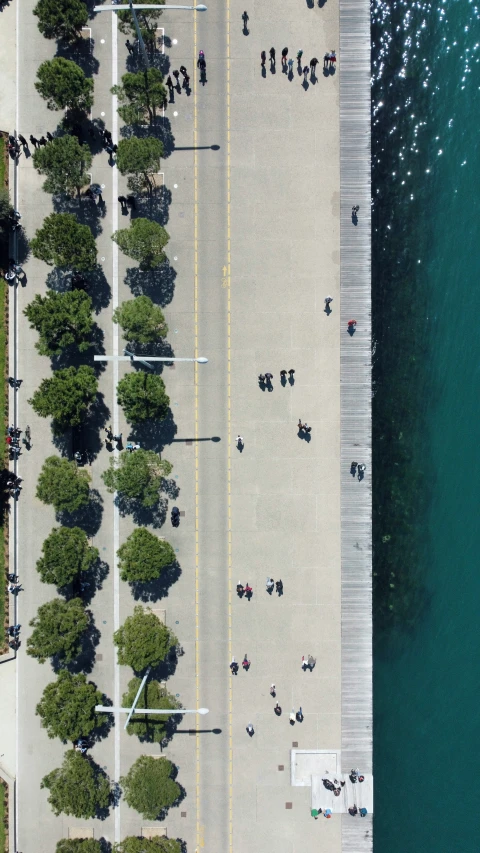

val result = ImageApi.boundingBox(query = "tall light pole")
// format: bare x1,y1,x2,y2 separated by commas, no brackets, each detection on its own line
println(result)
94,2,207,68
94,352,208,370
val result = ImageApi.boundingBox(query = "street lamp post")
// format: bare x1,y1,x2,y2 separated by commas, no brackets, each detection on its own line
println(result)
93,1,207,68
94,352,208,370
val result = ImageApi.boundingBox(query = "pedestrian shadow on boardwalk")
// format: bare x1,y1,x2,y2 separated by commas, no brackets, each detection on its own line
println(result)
130,560,182,603
55,38,100,79
125,261,177,307
52,612,100,676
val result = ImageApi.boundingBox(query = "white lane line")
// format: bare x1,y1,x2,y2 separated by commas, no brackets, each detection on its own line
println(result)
111,11,121,845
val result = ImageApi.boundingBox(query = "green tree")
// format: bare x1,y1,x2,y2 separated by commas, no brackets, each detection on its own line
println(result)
116,0,164,51
29,366,98,432
36,526,99,588
102,449,172,508
57,840,102,853
122,677,180,743
113,296,168,344
112,218,169,269
118,528,175,583
35,57,94,113
117,372,170,423
0,188,13,238
36,671,102,742
33,0,88,41
30,213,97,271
24,291,93,356
120,755,180,820
113,606,177,672
111,68,166,125
115,137,164,194
37,456,90,513
33,135,92,197
41,751,110,818
27,598,89,664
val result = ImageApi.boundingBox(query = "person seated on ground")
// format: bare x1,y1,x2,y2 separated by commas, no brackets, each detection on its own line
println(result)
360,807,368,817
348,805,358,816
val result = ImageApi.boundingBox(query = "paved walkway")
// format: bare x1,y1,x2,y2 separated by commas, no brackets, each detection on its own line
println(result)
0,0,372,852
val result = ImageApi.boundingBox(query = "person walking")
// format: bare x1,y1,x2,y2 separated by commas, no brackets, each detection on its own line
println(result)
118,195,128,211
236,434,244,448
323,52,330,68
258,373,266,383
275,579,283,594
166,75,174,93
269,47,275,63
289,710,296,725
281,47,288,66
261,50,266,67
310,57,319,73
304,423,312,434
347,319,357,330
29,134,39,148
265,372,273,384
280,369,287,380
246,723,254,736
303,65,309,81
125,39,134,54
270,684,276,696
298,419,304,431
230,657,238,674
46,131,54,142
329,50,336,68
242,655,250,670
126,194,136,209
18,134,27,147
324,295,333,307
274,702,282,716
39,135,47,146
307,654,316,670
236,581,244,597
242,9,249,28
266,577,274,593
244,582,253,599
296,707,303,722
296,49,303,65
287,57,294,74
288,368,295,379
173,69,180,87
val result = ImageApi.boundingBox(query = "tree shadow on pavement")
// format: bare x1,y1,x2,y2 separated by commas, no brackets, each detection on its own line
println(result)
15,228,31,265
52,193,105,238
57,488,104,536
45,265,111,313
132,185,172,227
115,493,168,529
125,261,176,306
120,116,175,159
131,560,182,603
127,410,178,454
69,557,110,606
55,39,100,78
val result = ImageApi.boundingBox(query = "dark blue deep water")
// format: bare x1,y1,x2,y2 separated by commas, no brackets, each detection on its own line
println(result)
372,1,480,850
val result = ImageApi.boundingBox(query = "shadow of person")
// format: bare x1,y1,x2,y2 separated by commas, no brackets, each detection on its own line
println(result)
270,63,276,75
262,66,266,79
280,376,287,387
311,72,317,85
352,211,358,226
329,64,336,75
324,303,332,316
302,79,309,91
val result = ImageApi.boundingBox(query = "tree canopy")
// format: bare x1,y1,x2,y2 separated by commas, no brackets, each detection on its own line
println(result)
33,0,88,41
113,296,168,344
113,606,177,672
36,526,99,588
57,840,102,853
24,290,93,356
116,372,169,423
118,528,175,583
116,0,164,50
36,670,103,742
29,366,98,432
0,189,13,238
41,751,111,818
37,455,90,513
33,135,92,197
120,755,180,819
27,597,89,664
111,68,166,124
102,449,172,508
35,57,94,113
30,213,97,271
115,137,164,193
115,839,181,853
122,677,180,742
112,218,169,269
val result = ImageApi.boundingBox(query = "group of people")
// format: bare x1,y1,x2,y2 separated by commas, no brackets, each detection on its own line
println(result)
258,369,295,387
260,48,336,82
166,65,191,95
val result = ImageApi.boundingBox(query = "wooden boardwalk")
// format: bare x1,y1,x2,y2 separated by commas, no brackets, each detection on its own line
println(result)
339,0,373,849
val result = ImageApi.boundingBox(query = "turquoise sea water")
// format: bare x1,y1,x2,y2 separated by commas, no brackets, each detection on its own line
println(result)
372,1,480,850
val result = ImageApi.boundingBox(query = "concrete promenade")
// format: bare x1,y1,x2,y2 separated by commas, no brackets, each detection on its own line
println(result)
0,0,372,851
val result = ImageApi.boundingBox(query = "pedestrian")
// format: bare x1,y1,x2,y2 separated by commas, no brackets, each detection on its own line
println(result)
324,296,333,306
39,135,47,146
258,373,266,383
288,368,295,379
230,657,238,674
126,194,136,209
274,703,282,716
289,710,296,725
270,684,276,696
352,204,360,215
323,52,330,68
261,50,266,67
302,655,308,671
310,57,318,73
173,69,180,86
236,434,244,447
348,805,358,816
266,577,274,593
281,47,288,65
18,134,27,147
180,65,188,78
329,50,336,68
103,129,112,143
280,369,287,380
303,65,309,80
298,419,304,431
105,143,114,156
46,131,54,142
118,195,128,210
275,579,283,594
242,655,250,670
246,723,254,736
236,581,244,597
358,463,366,480
296,49,303,64
245,582,253,599
29,134,39,148
183,73,190,87
296,707,303,722
347,319,357,329
304,424,312,434
287,57,294,74
307,654,316,669
8,135,16,145
166,75,174,90
242,9,248,28
269,47,275,63
324,809,332,819
265,372,273,384
125,39,134,54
